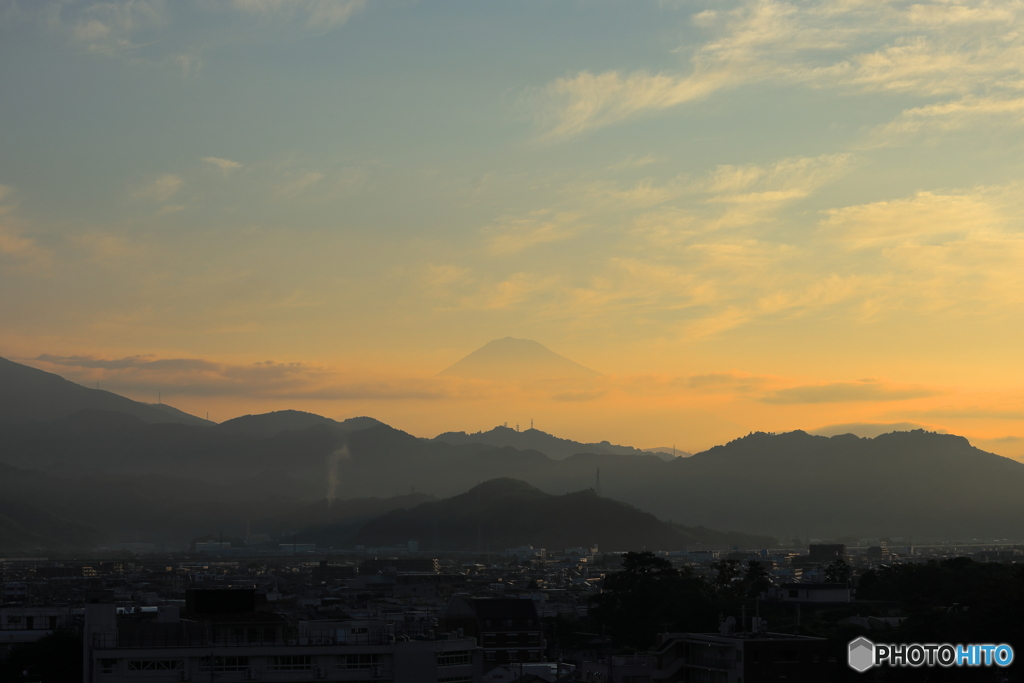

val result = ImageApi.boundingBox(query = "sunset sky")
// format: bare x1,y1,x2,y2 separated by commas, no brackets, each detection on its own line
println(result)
3,0,1024,457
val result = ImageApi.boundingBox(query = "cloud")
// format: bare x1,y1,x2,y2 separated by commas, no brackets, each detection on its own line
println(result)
907,408,1024,420
821,190,1003,247
31,0,170,57
133,174,182,202
607,154,662,171
28,353,473,401
535,0,1024,137
0,185,48,265
203,156,243,173
231,0,365,32
458,272,561,311
763,378,940,404
484,212,584,255
539,68,744,138
277,171,324,197
869,96,1024,145
981,435,1024,444
684,371,774,392
0,226,41,261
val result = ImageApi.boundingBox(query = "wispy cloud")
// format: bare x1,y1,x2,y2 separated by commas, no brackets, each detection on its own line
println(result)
133,174,182,202
763,378,941,404
0,185,48,266
62,0,168,55
868,96,1024,146
484,211,585,255
203,156,243,173
30,353,471,401
231,0,365,32
536,0,1024,137
277,171,324,198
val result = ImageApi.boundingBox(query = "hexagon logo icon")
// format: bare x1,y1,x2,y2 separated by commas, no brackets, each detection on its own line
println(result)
848,637,875,672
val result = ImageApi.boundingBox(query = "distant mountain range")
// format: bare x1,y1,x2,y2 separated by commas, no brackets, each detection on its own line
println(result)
433,425,655,461
643,446,693,458
3,354,1024,549
438,337,600,381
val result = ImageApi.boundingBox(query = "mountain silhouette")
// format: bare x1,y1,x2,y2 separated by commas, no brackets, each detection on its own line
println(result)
0,356,210,426
438,337,600,381
353,478,772,552
217,411,383,438
217,410,337,437
434,425,650,460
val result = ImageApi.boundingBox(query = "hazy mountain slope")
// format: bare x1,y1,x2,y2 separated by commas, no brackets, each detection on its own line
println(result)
0,412,348,487
433,425,651,460
353,478,773,551
0,356,210,426
271,493,438,547
0,498,104,551
438,337,600,381
0,459,314,547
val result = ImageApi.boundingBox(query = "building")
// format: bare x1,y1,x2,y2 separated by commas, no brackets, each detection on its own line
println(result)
1,605,72,659
804,544,846,565
82,589,482,683
579,654,650,683
770,583,851,603
439,598,544,670
651,627,827,683
362,558,440,574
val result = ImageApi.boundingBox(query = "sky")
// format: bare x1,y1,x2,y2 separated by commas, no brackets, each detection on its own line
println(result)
3,0,1024,457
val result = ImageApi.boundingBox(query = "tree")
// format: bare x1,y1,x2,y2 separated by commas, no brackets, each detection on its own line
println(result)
711,559,742,591
824,558,852,584
590,551,716,648
0,629,82,683
744,560,773,597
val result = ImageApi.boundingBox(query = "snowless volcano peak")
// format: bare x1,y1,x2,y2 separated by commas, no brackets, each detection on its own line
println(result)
438,337,601,381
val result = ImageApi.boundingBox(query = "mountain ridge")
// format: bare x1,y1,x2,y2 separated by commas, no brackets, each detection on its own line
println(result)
0,356,211,427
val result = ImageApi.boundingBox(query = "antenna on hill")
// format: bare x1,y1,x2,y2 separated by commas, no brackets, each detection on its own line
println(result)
516,423,520,432
530,418,533,430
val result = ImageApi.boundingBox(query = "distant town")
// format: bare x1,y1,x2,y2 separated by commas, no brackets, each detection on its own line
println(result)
4,536,1024,681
